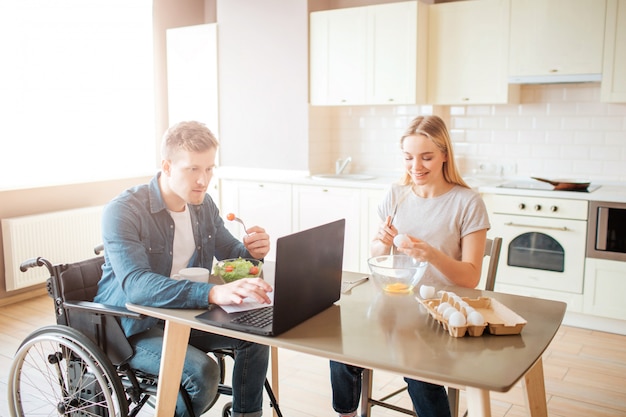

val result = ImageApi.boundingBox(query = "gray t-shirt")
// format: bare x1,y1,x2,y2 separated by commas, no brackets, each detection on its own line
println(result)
378,183,490,287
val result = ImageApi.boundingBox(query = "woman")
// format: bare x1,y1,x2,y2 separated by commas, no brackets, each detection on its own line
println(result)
330,115,490,417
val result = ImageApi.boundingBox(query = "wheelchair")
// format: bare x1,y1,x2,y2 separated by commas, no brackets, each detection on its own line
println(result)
7,250,282,417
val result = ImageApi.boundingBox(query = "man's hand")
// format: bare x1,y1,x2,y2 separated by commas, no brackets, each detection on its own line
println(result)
209,277,273,305
243,226,270,259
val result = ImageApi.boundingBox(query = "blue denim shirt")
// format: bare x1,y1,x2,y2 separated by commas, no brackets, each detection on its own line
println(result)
94,173,251,337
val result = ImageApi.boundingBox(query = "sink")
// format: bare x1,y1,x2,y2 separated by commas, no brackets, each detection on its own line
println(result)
311,174,376,181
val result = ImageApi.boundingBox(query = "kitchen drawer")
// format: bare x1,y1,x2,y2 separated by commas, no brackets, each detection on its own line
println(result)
495,283,584,313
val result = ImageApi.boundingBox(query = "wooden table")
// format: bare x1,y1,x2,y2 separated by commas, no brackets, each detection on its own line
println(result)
127,268,566,417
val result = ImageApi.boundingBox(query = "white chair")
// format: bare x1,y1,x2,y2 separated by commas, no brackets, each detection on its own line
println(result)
360,237,503,417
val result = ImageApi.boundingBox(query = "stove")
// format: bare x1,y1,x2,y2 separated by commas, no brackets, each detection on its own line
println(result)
498,181,601,193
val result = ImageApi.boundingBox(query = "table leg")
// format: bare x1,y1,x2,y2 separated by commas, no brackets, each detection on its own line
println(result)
154,320,191,417
360,368,374,417
465,387,491,417
523,357,548,417
271,346,279,417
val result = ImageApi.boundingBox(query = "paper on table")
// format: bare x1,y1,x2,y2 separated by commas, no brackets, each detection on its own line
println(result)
220,291,275,313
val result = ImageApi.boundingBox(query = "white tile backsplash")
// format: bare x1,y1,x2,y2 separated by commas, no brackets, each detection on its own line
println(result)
308,84,626,181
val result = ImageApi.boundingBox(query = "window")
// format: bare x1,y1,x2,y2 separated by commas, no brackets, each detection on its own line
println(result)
0,0,155,190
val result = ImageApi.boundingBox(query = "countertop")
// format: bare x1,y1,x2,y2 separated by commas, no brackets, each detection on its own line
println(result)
216,167,626,203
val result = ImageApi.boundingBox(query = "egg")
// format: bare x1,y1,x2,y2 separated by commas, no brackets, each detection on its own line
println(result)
463,306,475,316
448,311,467,327
467,311,485,326
419,285,436,299
437,302,452,314
443,306,458,320
393,233,411,248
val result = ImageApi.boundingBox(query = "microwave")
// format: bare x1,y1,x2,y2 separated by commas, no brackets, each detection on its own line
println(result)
587,201,626,262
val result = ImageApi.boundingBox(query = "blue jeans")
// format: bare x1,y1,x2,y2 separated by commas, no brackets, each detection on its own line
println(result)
128,326,269,417
329,361,451,417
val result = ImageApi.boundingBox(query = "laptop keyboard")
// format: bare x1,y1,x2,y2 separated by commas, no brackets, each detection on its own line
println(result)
231,306,274,328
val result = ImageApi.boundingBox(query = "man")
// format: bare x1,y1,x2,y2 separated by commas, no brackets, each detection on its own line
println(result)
95,121,273,417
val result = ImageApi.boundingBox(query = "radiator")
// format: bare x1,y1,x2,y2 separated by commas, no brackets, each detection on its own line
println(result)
2,206,103,291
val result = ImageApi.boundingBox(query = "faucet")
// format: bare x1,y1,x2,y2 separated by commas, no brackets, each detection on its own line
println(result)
335,156,352,175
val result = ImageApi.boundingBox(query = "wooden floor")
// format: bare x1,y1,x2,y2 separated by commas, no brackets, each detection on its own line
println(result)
1,295,625,417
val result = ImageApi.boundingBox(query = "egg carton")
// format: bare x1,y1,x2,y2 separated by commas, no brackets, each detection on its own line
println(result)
419,293,527,338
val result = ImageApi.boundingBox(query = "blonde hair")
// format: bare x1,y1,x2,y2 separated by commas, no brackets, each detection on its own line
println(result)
161,121,219,160
399,115,468,188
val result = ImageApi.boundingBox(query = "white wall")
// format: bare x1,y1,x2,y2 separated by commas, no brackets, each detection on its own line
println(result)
309,84,626,182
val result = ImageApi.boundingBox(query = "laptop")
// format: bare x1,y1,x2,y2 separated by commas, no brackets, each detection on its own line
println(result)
195,218,346,336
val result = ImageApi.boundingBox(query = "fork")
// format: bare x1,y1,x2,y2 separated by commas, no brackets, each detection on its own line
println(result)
227,213,249,236
341,276,369,294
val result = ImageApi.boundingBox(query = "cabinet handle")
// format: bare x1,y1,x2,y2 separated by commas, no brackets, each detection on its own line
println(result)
387,98,395,102
461,97,469,101
549,69,558,73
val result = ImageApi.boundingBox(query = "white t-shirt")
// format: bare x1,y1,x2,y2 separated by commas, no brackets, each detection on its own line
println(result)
168,205,196,277
378,183,490,287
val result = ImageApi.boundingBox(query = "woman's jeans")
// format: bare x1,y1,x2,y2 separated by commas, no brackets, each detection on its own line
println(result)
128,326,269,417
329,361,451,417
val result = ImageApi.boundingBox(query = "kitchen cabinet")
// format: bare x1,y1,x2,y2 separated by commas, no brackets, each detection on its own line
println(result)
219,180,293,262
601,0,626,102
584,258,626,320
495,283,584,312
310,1,428,105
509,0,606,82
293,185,363,272
166,24,218,130
217,0,309,171
427,0,519,105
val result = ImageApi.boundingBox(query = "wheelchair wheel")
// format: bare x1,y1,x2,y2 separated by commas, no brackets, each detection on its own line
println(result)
222,401,232,417
8,325,128,417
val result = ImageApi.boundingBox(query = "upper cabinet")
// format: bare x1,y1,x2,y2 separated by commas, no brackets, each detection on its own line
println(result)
601,0,626,102
427,0,518,105
166,24,218,130
310,1,428,106
509,0,606,83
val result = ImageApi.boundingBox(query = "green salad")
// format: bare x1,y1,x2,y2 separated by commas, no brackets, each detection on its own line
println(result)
213,257,263,283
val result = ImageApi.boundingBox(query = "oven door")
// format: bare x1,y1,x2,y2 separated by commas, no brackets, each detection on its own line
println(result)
491,213,587,293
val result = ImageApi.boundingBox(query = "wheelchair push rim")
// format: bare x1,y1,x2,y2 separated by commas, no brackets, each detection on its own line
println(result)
8,325,128,417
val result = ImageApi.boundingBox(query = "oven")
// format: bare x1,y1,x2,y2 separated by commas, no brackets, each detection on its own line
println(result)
587,200,626,262
488,194,588,294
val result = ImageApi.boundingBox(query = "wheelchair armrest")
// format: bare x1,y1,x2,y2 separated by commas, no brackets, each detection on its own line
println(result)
63,300,145,320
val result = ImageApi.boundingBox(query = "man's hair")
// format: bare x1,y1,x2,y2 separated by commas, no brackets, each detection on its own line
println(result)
161,121,219,160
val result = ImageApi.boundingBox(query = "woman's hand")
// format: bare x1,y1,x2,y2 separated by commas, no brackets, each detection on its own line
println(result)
371,216,398,256
209,277,273,305
243,225,270,259
395,235,431,263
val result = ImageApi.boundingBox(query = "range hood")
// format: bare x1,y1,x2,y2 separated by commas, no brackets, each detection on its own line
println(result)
508,73,602,84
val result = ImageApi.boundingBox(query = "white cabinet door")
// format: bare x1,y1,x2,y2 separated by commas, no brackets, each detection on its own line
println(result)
367,1,425,104
166,24,218,131
509,0,606,79
601,0,626,102
220,180,292,262
293,185,362,272
427,0,518,105
584,258,626,320
310,7,367,105
310,1,426,105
